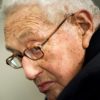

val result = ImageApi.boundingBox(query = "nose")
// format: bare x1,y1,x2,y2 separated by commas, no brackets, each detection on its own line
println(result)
22,56,43,80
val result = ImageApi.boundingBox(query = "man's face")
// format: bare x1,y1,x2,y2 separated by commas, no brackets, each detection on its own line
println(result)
5,5,85,99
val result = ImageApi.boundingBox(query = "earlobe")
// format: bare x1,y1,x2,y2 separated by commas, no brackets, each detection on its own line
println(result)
74,10,94,49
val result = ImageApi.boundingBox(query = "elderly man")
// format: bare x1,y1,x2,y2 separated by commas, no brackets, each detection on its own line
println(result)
1,0,100,100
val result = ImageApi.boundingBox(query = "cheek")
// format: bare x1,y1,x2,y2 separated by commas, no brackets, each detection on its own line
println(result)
44,49,75,86
42,29,84,86
48,49,84,86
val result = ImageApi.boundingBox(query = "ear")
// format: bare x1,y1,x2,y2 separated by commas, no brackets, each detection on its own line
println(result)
74,10,94,49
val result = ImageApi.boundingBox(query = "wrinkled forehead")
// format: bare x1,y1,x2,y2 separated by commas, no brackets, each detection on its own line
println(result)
4,5,57,51
5,4,50,34
5,4,45,20
5,5,53,41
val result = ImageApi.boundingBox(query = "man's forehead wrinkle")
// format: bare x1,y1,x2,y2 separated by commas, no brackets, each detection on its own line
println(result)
5,4,59,51
5,5,53,40
5,20,40,44
18,28,40,41
6,4,47,24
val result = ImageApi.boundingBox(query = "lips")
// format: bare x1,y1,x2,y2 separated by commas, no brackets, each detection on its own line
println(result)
38,81,54,93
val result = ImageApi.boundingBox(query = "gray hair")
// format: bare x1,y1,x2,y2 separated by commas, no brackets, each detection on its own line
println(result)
1,0,100,30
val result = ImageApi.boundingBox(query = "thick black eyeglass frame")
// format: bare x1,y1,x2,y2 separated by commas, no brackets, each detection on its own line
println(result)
6,13,74,69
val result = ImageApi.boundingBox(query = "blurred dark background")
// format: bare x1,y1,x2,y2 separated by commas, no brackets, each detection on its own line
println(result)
93,0,100,7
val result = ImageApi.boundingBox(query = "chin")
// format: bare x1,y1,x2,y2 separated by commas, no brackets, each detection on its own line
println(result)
46,86,64,100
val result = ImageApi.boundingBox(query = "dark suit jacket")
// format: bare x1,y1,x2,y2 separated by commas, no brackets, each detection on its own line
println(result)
45,28,100,100
57,28,100,100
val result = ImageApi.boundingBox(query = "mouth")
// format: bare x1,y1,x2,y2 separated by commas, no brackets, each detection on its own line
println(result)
38,81,55,93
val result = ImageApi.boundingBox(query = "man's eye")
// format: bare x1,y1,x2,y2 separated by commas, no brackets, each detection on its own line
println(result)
17,54,23,58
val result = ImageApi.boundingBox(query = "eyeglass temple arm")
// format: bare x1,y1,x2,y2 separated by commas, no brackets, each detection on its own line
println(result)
41,13,74,46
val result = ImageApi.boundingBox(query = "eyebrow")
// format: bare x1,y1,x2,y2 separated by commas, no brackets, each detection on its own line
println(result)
18,31,42,45
18,31,33,39
6,46,21,54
